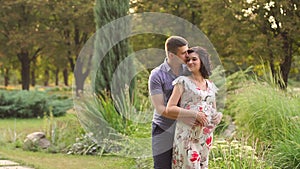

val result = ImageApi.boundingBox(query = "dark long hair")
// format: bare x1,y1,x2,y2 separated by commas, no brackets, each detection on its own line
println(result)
188,46,212,79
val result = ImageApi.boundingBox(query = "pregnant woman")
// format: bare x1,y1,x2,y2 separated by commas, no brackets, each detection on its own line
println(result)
166,46,222,169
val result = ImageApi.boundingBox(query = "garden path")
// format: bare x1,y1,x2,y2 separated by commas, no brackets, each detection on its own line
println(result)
0,159,33,169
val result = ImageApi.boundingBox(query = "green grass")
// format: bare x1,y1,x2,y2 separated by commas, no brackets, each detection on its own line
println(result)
0,145,135,169
0,113,137,169
0,113,81,143
231,82,299,143
210,138,272,169
226,77,300,168
0,118,44,143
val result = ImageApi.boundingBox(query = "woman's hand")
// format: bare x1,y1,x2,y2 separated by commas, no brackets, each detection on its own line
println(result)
212,112,223,125
195,111,208,127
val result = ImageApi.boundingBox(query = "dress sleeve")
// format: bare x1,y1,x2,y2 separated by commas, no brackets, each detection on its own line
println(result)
207,80,219,94
172,76,186,86
172,76,187,93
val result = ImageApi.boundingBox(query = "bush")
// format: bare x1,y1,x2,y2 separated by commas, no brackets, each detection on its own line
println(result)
210,138,272,169
226,66,300,169
66,132,103,155
0,90,72,118
268,119,300,169
43,114,85,154
231,82,299,143
74,87,152,157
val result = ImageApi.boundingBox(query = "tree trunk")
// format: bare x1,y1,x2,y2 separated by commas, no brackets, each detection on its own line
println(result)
17,49,30,90
4,68,9,87
279,32,292,89
55,68,59,86
31,59,36,86
74,54,91,96
63,68,69,86
44,69,49,86
31,68,36,87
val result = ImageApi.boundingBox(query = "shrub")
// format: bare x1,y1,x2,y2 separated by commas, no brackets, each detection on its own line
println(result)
210,138,272,169
41,113,84,153
0,90,72,118
74,87,152,157
226,65,300,168
231,82,299,143
268,119,300,169
66,132,103,155
0,90,48,118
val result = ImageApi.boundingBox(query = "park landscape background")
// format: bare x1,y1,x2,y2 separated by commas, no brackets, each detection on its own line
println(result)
0,0,299,169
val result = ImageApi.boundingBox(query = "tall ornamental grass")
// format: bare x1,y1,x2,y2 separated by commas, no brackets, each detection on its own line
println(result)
74,87,152,157
226,66,300,169
232,82,299,143
268,117,300,169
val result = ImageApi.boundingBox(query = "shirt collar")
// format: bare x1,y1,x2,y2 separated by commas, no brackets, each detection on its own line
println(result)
161,58,188,76
161,58,171,72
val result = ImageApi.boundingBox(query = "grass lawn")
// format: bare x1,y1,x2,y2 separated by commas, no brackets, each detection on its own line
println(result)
0,146,135,169
0,114,136,169
0,113,79,142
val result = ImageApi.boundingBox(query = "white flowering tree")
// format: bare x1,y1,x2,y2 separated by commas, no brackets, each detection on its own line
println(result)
226,0,299,88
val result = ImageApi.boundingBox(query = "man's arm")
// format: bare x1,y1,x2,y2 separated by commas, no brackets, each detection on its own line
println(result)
150,93,200,126
150,94,176,120
166,84,208,126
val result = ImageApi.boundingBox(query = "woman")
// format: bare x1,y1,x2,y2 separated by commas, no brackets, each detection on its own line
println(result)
166,46,222,169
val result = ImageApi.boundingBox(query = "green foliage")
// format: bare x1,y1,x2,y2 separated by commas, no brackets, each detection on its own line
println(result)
225,66,253,93
0,90,72,118
42,113,84,154
225,66,300,168
231,81,299,143
48,98,73,117
78,90,151,137
66,132,103,156
210,138,272,169
75,86,152,157
0,90,48,118
268,117,300,169
94,0,135,95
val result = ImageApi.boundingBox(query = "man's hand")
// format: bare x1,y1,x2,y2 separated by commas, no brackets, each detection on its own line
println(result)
195,111,208,127
179,117,200,126
212,112,223,125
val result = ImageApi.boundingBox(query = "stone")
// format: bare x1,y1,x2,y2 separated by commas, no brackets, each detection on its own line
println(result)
23,132,50,150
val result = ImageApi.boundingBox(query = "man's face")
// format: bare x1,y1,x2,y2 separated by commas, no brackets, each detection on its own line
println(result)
174,45,189,64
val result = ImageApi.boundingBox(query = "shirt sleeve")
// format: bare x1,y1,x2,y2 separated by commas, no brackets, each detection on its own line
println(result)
148,70,163,96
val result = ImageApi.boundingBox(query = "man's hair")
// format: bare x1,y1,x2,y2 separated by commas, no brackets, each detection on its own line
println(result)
165,36,188,56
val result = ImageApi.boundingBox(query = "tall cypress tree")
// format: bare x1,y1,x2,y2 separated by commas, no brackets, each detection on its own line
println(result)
93,0,134,97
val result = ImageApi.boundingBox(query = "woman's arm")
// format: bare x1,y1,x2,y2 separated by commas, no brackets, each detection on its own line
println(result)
166,84,208,126
211,101,222,125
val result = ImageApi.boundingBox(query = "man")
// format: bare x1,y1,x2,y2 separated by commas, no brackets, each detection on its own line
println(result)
149,36,202,169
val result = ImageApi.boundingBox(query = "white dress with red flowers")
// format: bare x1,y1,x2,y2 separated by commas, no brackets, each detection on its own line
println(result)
172,76,219,169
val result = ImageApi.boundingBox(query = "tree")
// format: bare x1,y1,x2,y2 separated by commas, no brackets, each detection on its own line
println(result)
46,0,95,91
223,0,300,88
0,0,95,89
0,1,46,90
94,0,134,96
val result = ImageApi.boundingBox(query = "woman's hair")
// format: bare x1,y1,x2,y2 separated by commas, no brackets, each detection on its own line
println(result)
165,36,188,56
187,46,212,78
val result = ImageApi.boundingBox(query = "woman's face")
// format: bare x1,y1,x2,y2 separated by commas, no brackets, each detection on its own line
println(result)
186,52,201,73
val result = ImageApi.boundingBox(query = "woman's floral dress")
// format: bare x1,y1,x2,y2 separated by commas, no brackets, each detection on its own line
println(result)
172,76,219,169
